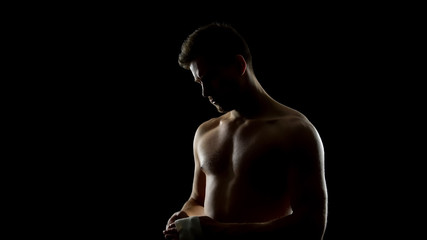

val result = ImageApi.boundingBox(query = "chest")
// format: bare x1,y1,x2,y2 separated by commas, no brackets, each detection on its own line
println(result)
196,121,291,176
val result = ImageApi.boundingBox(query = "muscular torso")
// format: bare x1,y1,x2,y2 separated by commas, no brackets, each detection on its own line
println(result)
195,111,304,223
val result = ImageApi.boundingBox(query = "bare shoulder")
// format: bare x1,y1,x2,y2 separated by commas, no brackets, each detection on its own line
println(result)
274,106,314,130
194,113,227,138
275,107,323,149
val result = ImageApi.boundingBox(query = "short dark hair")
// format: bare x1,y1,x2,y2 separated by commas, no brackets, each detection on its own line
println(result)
178,22,252,70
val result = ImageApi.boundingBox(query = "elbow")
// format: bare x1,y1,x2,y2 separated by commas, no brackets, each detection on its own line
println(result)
292,209,327,239
312,217,327,240
301,213,328,240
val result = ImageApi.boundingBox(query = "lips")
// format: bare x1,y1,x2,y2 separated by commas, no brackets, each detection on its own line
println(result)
208,96,216,104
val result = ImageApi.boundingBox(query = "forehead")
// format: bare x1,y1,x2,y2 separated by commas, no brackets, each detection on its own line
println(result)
189,58,206,78
189,58,220,79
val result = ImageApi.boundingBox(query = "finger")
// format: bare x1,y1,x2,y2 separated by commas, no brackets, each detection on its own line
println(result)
163,227,177,234
163,230,179,240
163,233,178,239
166,217,178,228
164,236,178,240
165,222,176,230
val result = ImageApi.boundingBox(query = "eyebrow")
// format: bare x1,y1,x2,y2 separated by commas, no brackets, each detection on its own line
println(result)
194,74,205,82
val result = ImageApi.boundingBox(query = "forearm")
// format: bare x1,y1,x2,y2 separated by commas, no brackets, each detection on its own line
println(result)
210,217,298,240
203,212,325,240
181,197,205,216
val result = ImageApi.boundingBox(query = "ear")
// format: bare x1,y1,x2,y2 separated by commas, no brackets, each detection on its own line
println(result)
235,54,247,76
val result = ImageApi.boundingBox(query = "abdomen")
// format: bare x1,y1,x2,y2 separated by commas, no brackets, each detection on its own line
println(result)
204,174,292,223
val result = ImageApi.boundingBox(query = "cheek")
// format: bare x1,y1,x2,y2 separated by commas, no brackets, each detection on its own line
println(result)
218,80,240,98
214,71,240,94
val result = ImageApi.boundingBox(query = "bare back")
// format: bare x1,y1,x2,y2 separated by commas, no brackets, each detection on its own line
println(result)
193,106,316,223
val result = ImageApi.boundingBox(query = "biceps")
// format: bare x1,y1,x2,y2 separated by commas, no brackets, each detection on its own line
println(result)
289,164,327,213
190,166,206,204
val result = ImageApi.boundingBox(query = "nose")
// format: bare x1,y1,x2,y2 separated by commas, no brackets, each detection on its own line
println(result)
201,83,211,98
201,84,206,97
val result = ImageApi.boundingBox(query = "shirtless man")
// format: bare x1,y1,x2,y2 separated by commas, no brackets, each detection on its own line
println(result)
163,22,328,240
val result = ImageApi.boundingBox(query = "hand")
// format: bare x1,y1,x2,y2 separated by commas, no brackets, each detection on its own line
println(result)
163,222,178,240
163,211,189,240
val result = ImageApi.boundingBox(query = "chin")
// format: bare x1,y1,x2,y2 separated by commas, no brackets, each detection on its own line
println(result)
211,102,225,113
215,105,225,113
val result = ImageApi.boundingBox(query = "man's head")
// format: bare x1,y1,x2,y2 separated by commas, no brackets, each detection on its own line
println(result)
178,22,252,71
179,23,253,113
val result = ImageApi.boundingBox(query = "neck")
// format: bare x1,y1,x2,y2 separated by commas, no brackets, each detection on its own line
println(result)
232,73,278,119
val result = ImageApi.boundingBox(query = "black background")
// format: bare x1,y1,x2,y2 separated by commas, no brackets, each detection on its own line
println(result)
13,3,423,240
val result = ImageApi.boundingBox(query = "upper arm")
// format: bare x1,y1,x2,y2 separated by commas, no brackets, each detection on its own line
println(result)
179,126,207,216
189,125,207,206
288,120,328,231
